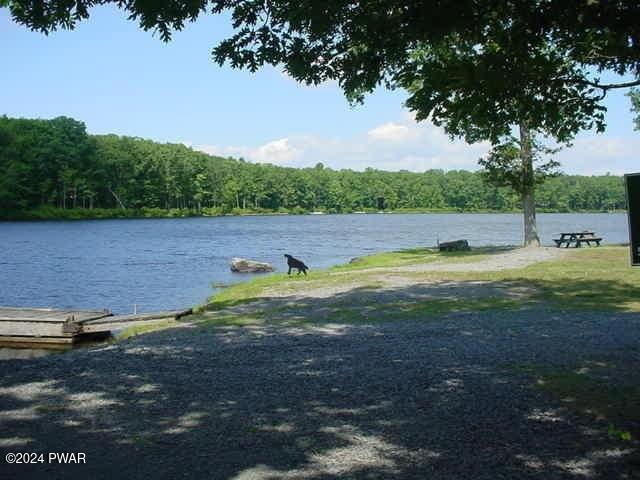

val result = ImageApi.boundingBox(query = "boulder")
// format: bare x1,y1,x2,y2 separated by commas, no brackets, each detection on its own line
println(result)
230,257,275,273
438,239,470,252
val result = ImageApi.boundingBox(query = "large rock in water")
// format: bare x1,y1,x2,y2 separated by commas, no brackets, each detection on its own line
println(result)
439,239,470,252
230,257,275,273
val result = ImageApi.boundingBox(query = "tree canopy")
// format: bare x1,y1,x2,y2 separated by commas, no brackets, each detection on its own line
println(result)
0,115,627,219
4,1,639,117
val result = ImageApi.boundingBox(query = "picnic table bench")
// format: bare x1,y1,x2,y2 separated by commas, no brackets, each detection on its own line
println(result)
553,231,602,248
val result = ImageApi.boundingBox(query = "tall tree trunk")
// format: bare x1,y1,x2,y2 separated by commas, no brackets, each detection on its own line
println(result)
519,121,541,247
522,190,539,246
108,185,126,210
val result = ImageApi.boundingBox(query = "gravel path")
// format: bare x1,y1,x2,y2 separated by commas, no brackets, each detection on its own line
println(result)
264,247,568,300
401,246,571,272
1,309,639,479
340,246,571,275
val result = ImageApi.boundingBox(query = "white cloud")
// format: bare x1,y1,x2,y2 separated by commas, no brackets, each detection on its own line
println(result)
194,138,301,166
252,138,301,164
556,135,640,175
367,122,413,142
193,112,640,174
194,113,490,171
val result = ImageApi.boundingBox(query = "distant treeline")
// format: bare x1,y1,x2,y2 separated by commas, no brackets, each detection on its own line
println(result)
0,115,627,219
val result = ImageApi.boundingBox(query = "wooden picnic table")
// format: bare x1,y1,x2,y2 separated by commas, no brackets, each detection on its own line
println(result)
553,231,602,248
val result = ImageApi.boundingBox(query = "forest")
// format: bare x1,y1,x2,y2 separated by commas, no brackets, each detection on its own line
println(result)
0,115,627,220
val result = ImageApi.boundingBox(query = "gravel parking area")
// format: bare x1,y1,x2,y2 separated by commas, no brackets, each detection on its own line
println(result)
1,308,639,479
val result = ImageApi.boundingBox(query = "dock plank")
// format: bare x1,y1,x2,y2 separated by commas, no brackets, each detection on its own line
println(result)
81,309,192,333
0,335,75,345
0,307,112,338
0,306,190,340
0,307,111,323
0,320,75,337
82,309,192,325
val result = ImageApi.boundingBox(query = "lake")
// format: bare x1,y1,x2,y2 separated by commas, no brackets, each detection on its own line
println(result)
0,213,629,314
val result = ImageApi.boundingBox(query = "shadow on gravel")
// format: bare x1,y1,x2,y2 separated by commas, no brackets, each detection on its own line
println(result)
208,274,640,326
1,310,639,479
205,281,537,326
526,277,640,312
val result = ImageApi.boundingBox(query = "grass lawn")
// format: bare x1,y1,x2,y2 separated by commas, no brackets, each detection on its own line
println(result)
470,246,640,312
205,247,491,311
329,247,489,271
201,246,640,324
115,319,180,340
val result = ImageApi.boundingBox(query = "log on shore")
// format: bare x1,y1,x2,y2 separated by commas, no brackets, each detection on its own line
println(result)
439,239,470,252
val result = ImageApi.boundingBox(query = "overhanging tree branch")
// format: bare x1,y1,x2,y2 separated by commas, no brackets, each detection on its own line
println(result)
573,78,640,91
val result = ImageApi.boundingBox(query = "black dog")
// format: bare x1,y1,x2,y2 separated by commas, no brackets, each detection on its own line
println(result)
284,254,308,275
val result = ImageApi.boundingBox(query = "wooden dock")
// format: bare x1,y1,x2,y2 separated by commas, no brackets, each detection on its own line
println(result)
80,309,193,333
0,307,192,347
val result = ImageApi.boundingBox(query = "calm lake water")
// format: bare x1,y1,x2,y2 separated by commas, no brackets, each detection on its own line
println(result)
0,213,629,314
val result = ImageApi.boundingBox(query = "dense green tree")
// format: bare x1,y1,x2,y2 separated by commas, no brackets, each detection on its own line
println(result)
0,115,628,219
479,139,561,243
0,115,96,210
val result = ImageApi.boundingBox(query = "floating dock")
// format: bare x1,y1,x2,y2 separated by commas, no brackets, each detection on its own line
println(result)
0,307,192,347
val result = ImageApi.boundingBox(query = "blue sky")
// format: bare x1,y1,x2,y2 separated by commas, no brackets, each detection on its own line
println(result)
1,5,638,175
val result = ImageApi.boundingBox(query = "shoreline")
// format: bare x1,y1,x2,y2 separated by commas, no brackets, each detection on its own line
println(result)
200,244,638,327
0,207,628,222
